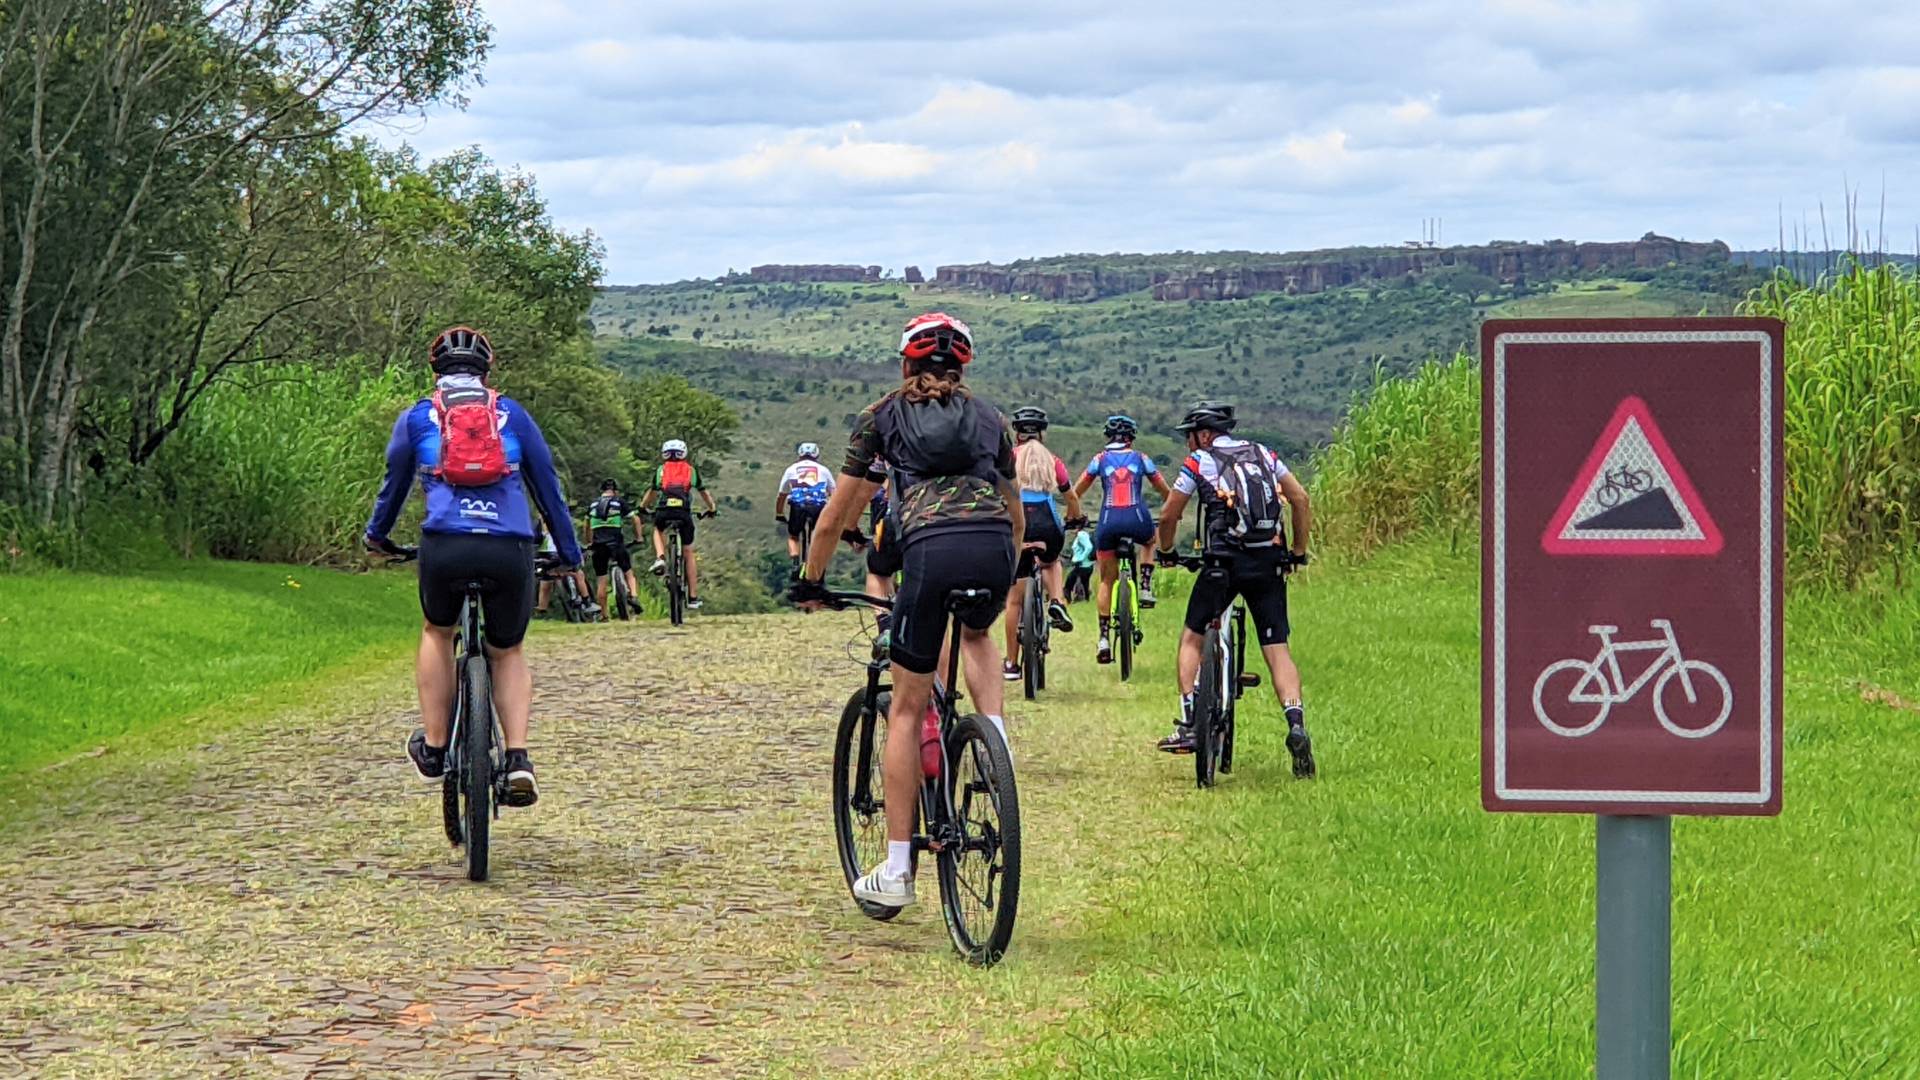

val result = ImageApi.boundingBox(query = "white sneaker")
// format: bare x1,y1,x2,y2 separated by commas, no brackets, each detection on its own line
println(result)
649,558,666,576
851,863,916,907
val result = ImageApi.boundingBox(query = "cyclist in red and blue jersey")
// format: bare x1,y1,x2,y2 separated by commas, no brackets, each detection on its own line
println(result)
365,326,583,807
1070,414,1173,664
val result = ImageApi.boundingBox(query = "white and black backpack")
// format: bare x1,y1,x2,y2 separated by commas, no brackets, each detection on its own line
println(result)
1202,442,1285,548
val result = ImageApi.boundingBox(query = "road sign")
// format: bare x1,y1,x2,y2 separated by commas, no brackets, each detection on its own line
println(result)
1482,319,1783,816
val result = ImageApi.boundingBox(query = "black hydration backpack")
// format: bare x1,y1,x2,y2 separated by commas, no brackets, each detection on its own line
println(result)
1200,441,1285,548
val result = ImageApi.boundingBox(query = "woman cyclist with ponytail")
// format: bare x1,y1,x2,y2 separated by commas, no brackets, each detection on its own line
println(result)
791,312,1023,909
1001,406,1081,681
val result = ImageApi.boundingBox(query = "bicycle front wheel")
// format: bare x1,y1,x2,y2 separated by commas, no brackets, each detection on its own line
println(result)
667,540,686,626
613,572,634,621
1116,578,1136,682
832,687,900,921
938,714,1021,966
1021,588,1042,701
460,658,493,882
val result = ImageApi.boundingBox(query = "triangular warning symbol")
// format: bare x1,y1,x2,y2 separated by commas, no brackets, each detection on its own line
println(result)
1541,396,1723,556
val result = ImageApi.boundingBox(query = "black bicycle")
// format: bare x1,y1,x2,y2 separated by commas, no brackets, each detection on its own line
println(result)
384,544,505,880
1016,571,1050,701
647,509,703,626
1163,549,1303,788
826,589,1022,966
608,545,641,622
536,554,597,623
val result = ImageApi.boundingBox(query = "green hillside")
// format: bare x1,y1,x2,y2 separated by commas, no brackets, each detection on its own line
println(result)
590,268,1748,565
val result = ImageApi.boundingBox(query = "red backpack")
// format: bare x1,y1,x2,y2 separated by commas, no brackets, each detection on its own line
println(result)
430,386,510,486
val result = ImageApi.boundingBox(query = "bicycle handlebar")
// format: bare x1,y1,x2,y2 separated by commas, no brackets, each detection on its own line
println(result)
820,589,894,612
1159,549,1309,572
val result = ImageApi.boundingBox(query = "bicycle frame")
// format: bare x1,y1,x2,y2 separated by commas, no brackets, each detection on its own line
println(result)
1569,620,1696,703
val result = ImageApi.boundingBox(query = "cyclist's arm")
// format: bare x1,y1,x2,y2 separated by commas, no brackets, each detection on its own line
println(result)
1156,489,1191,552
1148,470,1174,500
801,473,875,581
365,409,417,545
509,405,584,567
1064,486,1084,522
1279,470,1311,555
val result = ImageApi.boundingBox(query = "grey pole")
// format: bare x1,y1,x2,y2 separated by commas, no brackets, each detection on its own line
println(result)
1596,814,1671,1080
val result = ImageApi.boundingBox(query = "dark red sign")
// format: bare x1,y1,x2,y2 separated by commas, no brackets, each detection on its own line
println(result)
1482,319,1783,815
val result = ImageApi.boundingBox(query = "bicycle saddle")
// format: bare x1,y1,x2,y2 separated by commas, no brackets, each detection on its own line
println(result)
945,588,997,616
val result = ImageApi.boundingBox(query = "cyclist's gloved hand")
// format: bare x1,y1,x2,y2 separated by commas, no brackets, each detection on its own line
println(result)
698,509,716,519
788,576,831,611
1067,516,1091,530
774,514,787,524
1285,550,1310,573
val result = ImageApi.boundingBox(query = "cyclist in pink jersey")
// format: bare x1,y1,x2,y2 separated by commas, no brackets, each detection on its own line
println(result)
1070,414,1173,664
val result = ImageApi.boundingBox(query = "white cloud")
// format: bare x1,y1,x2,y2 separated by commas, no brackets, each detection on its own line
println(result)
386,0,1920,280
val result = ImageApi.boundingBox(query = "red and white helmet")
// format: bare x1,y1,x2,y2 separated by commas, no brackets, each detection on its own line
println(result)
899,312,974,364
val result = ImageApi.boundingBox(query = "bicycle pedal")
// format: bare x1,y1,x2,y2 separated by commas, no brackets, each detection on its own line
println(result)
1238,673,1262,688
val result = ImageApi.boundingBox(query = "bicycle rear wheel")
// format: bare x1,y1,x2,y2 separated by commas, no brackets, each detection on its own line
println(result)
1020,586,1041,701
1116,577,1136,682
832,687,900,921
667,536,686,626
1194,631,1222,788
460,657,493,881
937,714,1021,966
613,570,634,621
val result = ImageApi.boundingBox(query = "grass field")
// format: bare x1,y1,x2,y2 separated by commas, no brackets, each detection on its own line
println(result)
0,558,419,773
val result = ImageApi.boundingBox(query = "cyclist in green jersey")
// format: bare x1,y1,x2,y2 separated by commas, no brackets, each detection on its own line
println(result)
640,439,719,609
585,479,644,614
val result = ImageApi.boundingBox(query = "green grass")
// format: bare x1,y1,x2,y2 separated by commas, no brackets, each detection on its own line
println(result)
0,558,420,772
1008,545,1920,1076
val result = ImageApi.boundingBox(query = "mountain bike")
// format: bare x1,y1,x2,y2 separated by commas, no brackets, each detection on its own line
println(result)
1110,538,1146,681
1016,571,1050,700
1596,466,1655,508
1160,553,1257,787
647,509,702,626
608,544,641,622
535,555,597,623
826,589,1022,966
383,544,504,881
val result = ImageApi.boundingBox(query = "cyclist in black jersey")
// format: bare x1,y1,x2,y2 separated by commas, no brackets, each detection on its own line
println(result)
585,479,643,614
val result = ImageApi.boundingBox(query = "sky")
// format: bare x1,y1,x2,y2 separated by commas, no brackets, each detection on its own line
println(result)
389,0,1920,283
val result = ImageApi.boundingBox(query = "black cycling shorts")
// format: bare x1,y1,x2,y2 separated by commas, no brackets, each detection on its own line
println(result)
590,536,632,577
890,530,1016,675
419,533,535,650
867,513,902,579
653,507,696,545
786,504,823,541
1183,547,1291,646
1015,509,1065,580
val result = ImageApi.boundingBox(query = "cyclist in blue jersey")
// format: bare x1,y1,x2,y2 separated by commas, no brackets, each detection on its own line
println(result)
1070,414,1173,664
365,327,583,807
776,442,837,579
1001,406,1082,679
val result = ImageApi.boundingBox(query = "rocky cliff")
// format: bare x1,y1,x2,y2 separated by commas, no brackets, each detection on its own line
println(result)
748,264,883,284
932,235,1729,302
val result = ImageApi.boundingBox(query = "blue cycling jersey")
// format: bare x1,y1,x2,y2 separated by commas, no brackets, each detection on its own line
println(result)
365,388,584,567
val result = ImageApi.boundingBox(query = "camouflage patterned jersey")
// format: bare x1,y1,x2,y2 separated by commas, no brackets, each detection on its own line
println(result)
842,389,1016,546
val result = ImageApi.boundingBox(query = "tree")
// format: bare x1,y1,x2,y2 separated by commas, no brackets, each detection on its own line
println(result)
0,0,491,522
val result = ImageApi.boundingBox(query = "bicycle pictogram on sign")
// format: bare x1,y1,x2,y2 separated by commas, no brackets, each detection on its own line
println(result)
1531,619,1733,740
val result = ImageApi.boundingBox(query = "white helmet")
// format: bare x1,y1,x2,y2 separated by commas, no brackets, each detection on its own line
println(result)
797,442,820,460
662,439,688,459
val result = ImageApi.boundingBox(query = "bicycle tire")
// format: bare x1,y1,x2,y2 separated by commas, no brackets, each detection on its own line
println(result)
1021,586,1041,701
937,714,1021,966
1116,576,1135,682
1034,593,1048,693
667,536,686,626
1194,629,1222,788
832,687,901,921
1222,607,1244,774
613,571,633,621
461,656,493,882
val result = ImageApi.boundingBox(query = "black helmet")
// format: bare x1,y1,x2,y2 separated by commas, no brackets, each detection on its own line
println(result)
1104,414,1138,441
1010,405,1049,434
1175,403,1237,434
429,326,493,376
600,477,617,491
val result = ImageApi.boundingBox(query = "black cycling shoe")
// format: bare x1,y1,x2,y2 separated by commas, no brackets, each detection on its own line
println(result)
1048,600,1074,633
407,730,446,781
1286,724,1317,779
1158,724,1195,754
502,749,539,807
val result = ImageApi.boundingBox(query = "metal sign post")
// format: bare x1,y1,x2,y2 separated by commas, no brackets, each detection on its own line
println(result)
1595,815,1670,1080
1481,319,1783,1078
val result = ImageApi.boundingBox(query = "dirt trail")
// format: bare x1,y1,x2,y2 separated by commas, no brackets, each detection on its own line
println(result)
0,613,1122,1077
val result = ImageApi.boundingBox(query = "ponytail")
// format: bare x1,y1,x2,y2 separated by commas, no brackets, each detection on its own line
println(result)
900,357,969,404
